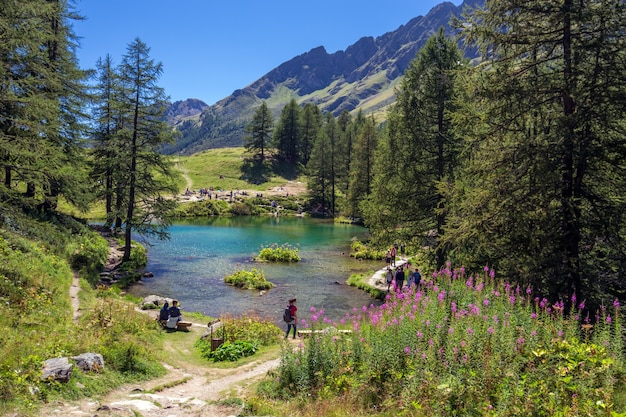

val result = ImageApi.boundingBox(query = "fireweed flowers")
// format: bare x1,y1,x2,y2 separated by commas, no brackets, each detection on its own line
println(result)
273,266,625,416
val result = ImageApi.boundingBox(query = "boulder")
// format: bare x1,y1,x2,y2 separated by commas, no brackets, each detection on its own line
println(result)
41,357,73,382
71,353,105,372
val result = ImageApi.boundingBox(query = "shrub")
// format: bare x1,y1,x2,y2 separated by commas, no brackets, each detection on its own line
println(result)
224,268,274,290
350,240,385,260
256,243,300,262
195,314,281,362
205,340,258,362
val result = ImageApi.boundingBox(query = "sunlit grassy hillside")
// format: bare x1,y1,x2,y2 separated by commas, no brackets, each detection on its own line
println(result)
172,147,307,194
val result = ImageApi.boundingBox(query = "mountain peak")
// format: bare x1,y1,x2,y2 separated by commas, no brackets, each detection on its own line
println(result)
165,0,482,155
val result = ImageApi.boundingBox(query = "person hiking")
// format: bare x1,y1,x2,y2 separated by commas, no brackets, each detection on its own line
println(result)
412,268,422,289
385,267,394,292
284,298,298,339
390,245,397,266
395,266,405,291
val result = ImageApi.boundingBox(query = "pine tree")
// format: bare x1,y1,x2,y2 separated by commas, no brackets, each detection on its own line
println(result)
273,98,301,167
364,28,464,265
299,103,323,166
0,0,90,211
445,0,626,304
116,38,178,261
244,101,274,161
348,113,378,218
307,114,338,216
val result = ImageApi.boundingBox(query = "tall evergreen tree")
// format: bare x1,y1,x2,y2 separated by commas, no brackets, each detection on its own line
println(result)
307,114,338,216
117,38,178,261
0,0,90,210
244,101,274,161
299,103,323,166
445,0,626,305
273,98,301,166
364,28,464,266
348,113,378,218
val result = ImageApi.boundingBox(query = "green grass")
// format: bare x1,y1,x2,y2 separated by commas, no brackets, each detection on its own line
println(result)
174,147,306,194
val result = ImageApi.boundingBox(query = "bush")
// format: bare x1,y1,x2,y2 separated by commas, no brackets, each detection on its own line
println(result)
204,340,258,362
256,243,300,262
350,240,385,260
195,314,281,362
224,268,274,290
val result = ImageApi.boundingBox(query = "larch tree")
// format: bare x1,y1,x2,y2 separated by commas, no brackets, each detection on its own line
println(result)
364,28,464,266
307,114,338,216
298,103,323,166
0,0,90,211
273,98,301,167
116,38,178,262
348,113,379,218
244,101,274,161
444,0,626,305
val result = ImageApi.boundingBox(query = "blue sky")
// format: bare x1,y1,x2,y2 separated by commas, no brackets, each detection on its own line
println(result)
73,1,460,105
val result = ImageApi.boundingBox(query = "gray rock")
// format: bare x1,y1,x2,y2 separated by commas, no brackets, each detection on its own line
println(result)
41,357,73,382
71,353,105,372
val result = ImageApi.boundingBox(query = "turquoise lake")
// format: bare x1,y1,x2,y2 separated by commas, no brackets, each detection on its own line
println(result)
126,216,383,324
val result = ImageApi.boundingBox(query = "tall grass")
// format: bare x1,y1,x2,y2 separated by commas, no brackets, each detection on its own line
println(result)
264,265,626,416
0,214,166,415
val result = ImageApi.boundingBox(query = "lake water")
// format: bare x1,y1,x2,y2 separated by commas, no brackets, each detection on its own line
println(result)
126,216,383,324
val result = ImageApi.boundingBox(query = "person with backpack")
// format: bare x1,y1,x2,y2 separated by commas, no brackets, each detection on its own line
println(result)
390,245,397,266
284,298,298,339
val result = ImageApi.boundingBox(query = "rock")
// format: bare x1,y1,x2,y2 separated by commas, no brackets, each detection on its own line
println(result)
143,271,154,278
141,295,169,309
70,353,104,372
41,357,73,382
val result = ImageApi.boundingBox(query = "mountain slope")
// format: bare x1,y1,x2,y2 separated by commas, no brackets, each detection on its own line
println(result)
165,0,482,156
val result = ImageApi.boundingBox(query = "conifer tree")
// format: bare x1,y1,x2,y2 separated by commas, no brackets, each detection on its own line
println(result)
116,38,178,261
307,114,338,216
364,28,464,266
273,98,301,167
348,113,378,218
0,0,90,210
244,101,274,161
445,0,626,304
299,103,323,166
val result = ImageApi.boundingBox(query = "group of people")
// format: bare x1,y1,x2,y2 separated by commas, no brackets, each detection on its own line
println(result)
383,243,421,292
385,264,421,292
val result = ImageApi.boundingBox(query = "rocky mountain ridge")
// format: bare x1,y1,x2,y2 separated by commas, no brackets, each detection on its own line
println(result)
164,0,482,156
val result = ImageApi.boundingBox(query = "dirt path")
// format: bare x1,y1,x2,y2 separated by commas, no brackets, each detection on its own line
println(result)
58,233,287,417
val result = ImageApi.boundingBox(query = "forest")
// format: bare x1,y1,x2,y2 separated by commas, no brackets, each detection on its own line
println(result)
2,0,626,415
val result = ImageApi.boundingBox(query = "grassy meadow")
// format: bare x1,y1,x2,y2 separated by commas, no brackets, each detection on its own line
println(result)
172,147,306,194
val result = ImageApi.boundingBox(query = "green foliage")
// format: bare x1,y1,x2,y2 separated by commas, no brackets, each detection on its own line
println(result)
350,240,385,260
256,243,301,262
195,314,281,362
68,232,109,285
204,340,259,362
173,199,229,217
346,272,386,301
224,268,274,290
268,267,626,415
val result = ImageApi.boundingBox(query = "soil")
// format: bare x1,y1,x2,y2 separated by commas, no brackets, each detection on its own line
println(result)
56,233,295,417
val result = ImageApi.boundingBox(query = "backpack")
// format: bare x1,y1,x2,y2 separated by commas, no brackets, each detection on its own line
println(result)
283,306,292,322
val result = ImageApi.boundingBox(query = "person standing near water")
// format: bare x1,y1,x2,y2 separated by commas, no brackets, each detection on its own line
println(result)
284,298,298,339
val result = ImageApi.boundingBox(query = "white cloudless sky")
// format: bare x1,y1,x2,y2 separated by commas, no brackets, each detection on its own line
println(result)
72,0,461,105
